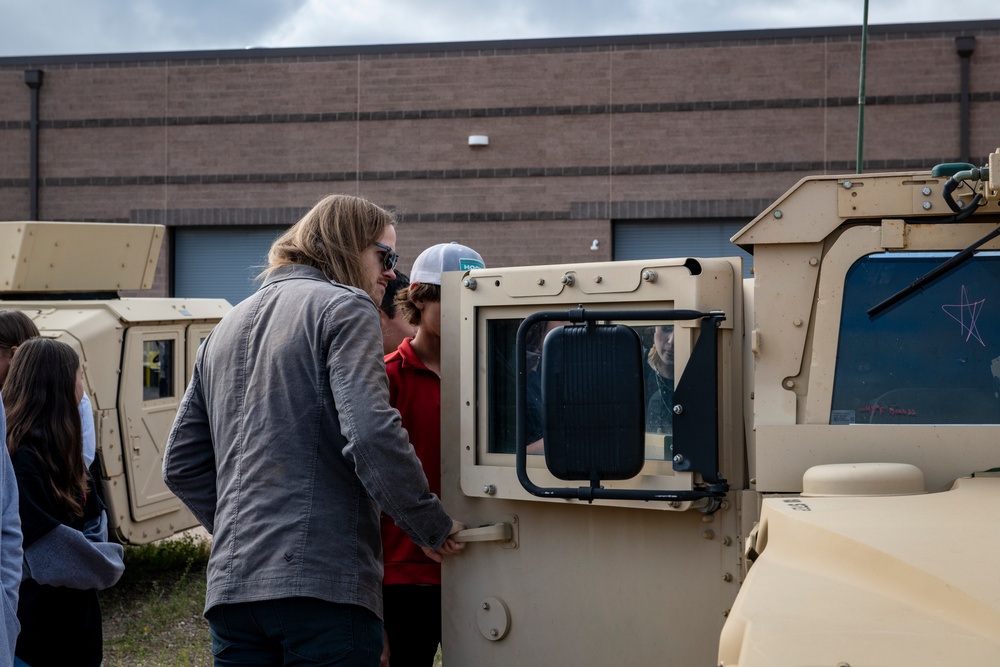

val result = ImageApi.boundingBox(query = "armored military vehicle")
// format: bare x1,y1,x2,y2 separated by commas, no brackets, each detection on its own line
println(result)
442,150,1000,665
0,221,230,544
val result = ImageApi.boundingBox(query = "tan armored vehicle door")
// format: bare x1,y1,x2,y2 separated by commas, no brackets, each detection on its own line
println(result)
440,258,748,667
119,325,186,522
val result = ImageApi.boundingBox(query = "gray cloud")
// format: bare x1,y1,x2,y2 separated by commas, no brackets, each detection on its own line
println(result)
0,0,308,56
0,0,996,57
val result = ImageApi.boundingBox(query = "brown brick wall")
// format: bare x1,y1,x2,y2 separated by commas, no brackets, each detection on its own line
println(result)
18,102,979,186
0,130,28,177
0,189,27,220
0,71,30,119
360,52,612,109
1,21,999,293
167,61,362,116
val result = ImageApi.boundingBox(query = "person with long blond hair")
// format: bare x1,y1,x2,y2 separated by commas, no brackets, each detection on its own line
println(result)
164,194,465,666
4,338,123,667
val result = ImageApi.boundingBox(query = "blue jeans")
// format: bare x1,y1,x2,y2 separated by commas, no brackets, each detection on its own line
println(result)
206,598,382,667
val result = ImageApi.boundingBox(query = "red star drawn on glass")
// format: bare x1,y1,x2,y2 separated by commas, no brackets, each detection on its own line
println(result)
941,285,986,346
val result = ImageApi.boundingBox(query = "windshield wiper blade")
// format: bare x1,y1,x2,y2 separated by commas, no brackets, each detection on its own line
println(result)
868,223,1000,318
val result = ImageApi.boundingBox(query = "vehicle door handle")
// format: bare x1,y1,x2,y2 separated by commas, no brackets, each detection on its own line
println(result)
453,522,513,543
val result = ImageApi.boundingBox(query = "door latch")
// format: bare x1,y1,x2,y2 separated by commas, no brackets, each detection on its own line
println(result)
452,515,518,549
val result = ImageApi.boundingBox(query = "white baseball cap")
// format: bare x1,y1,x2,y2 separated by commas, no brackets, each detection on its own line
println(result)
410,242,485,285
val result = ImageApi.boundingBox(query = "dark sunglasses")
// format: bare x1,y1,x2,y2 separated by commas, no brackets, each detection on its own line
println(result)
374,242,399,272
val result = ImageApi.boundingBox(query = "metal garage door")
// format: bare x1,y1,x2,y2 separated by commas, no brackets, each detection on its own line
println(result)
173,226,285,306
613,219,754,277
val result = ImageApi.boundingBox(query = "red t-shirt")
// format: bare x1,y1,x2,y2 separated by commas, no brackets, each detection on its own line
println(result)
381,338,442,585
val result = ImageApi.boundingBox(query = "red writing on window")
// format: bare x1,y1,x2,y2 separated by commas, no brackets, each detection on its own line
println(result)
858,405,917,416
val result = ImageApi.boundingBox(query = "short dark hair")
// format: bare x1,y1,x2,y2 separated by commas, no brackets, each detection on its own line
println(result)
395,283,440,327
380,271,410,318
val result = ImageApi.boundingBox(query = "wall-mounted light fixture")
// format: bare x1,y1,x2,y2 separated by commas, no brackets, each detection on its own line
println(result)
590,239,600,251
468,135,489,147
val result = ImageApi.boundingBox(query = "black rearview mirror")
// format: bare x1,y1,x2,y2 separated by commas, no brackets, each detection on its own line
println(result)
541,323,645,481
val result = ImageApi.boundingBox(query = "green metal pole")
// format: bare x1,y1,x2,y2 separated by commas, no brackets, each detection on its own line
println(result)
856,0,869,174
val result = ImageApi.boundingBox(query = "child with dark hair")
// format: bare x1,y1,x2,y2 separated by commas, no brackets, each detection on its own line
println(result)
379,270,416,356
4,338,123,667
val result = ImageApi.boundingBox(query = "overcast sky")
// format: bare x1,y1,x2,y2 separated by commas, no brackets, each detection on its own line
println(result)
1,0,998,58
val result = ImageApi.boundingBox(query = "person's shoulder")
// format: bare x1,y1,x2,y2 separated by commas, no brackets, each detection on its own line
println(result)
268,273,375,326
322,288,378,328
265,265,370,302
262,264,328,286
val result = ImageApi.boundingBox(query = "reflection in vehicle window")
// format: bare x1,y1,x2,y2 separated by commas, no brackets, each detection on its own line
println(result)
142,339,175,401
487,319,676,457
644,324,675,437
831,253,1000,425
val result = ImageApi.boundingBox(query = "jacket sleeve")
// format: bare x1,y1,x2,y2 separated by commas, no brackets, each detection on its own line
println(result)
163,354,218,533
22,523,124,590
0,448,21,598
0,400,21,664
327,295,454,550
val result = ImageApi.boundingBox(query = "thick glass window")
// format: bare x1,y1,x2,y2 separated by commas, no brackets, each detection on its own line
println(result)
487,319,676,456
831,253,1000,425
142,339,175,401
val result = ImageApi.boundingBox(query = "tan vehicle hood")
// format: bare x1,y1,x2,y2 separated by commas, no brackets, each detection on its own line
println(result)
720,476,1000,666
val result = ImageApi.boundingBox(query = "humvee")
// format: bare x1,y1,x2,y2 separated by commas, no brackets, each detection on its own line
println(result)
0,221,230,544
441,150,1000,665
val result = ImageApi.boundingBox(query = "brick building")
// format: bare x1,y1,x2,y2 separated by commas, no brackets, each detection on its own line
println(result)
1,20,998,303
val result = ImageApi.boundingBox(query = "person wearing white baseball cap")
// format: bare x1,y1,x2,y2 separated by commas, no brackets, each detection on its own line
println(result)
408,241,486,286
380,242,484,667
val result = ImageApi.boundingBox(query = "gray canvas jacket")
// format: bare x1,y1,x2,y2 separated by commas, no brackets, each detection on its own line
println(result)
163,264,454,618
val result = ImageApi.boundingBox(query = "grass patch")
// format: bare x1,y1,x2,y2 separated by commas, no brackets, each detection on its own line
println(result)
101,533,213,667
